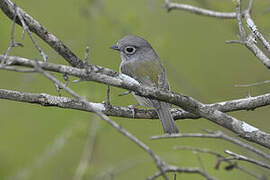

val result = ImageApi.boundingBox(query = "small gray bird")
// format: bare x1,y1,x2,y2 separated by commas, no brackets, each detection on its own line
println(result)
111,35,179,134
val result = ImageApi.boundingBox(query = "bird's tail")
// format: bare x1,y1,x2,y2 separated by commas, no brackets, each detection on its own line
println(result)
155,102,179,134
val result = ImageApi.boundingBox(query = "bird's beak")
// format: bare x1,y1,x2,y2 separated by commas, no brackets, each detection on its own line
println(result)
110,44,120,51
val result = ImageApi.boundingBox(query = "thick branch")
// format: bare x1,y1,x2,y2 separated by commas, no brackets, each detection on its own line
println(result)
1,1,270,148
0,55,270,149
1,84,270,121
2,55,270,115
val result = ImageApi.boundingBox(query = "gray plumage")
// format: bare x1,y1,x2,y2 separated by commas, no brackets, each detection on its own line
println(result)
111,35,179,134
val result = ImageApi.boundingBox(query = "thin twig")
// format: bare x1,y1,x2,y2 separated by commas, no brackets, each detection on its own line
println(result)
105,85,111,107
229,0,270,69
247,0,254,13
225,150,270,170
174,146,266,180
152,130,270,160
63,73,69,87
164,0,237,19
0,65,35,73
147,166,216,180
2,3,23,65
84,46,90,65
195,151,205,172
0,0,84,67
236,165,266,180
14,5,48,62
235,80,270,87
245,6,270,54
236,0,246,40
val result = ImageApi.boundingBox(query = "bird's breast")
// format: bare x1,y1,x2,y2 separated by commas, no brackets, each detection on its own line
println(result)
120,59,162,87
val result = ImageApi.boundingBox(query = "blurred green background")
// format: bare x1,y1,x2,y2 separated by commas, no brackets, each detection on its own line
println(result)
1,0,270,179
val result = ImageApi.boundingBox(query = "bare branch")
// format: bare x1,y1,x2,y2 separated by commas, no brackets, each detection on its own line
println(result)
174,146,222,158
0,0,84,67
0,64,35,73
0,86,269,123
244,35,270,68
236,0,246,40
147,166,217,180
152,130,270,160
164,0,270,69
1,0,270,150
175,146,267,179
34,63,170,180
235,80,270,87
84,46,90,65
1,54,270,148
164,0,236,19
14,4,47,62
245,9,270,54
236,165,267,180
2,3,23,65
2,55,270,114
225,40,244,44
105,85,111,107
229,0,270,69
247,0,254,14
225,150,270,170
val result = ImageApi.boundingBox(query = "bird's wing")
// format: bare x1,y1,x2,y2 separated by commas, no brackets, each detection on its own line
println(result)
120,59,167,88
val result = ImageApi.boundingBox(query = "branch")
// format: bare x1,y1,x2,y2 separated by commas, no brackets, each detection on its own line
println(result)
236,0,246,40
1,54,270,149
151,130,270,161
147,166,217,180
174,146,267,179
2,3,23,64
1,83,270,121
2,54,270,119
34,63,170,180
14,3,47,62
0,0,83,67
1,1,270,149
225,150,270,170
164,0,236,19
163,0,270,69
228,0,270,69
1,55,270,117
244,0,270,55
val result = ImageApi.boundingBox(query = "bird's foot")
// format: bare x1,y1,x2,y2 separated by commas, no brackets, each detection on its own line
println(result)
128,104,140,118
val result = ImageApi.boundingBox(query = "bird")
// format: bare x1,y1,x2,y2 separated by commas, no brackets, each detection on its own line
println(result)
110,35,179,134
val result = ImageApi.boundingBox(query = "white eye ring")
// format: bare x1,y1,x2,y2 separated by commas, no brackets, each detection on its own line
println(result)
124,46,136,55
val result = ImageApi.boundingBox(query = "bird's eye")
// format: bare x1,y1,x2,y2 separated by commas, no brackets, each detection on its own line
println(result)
124,46,136,55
